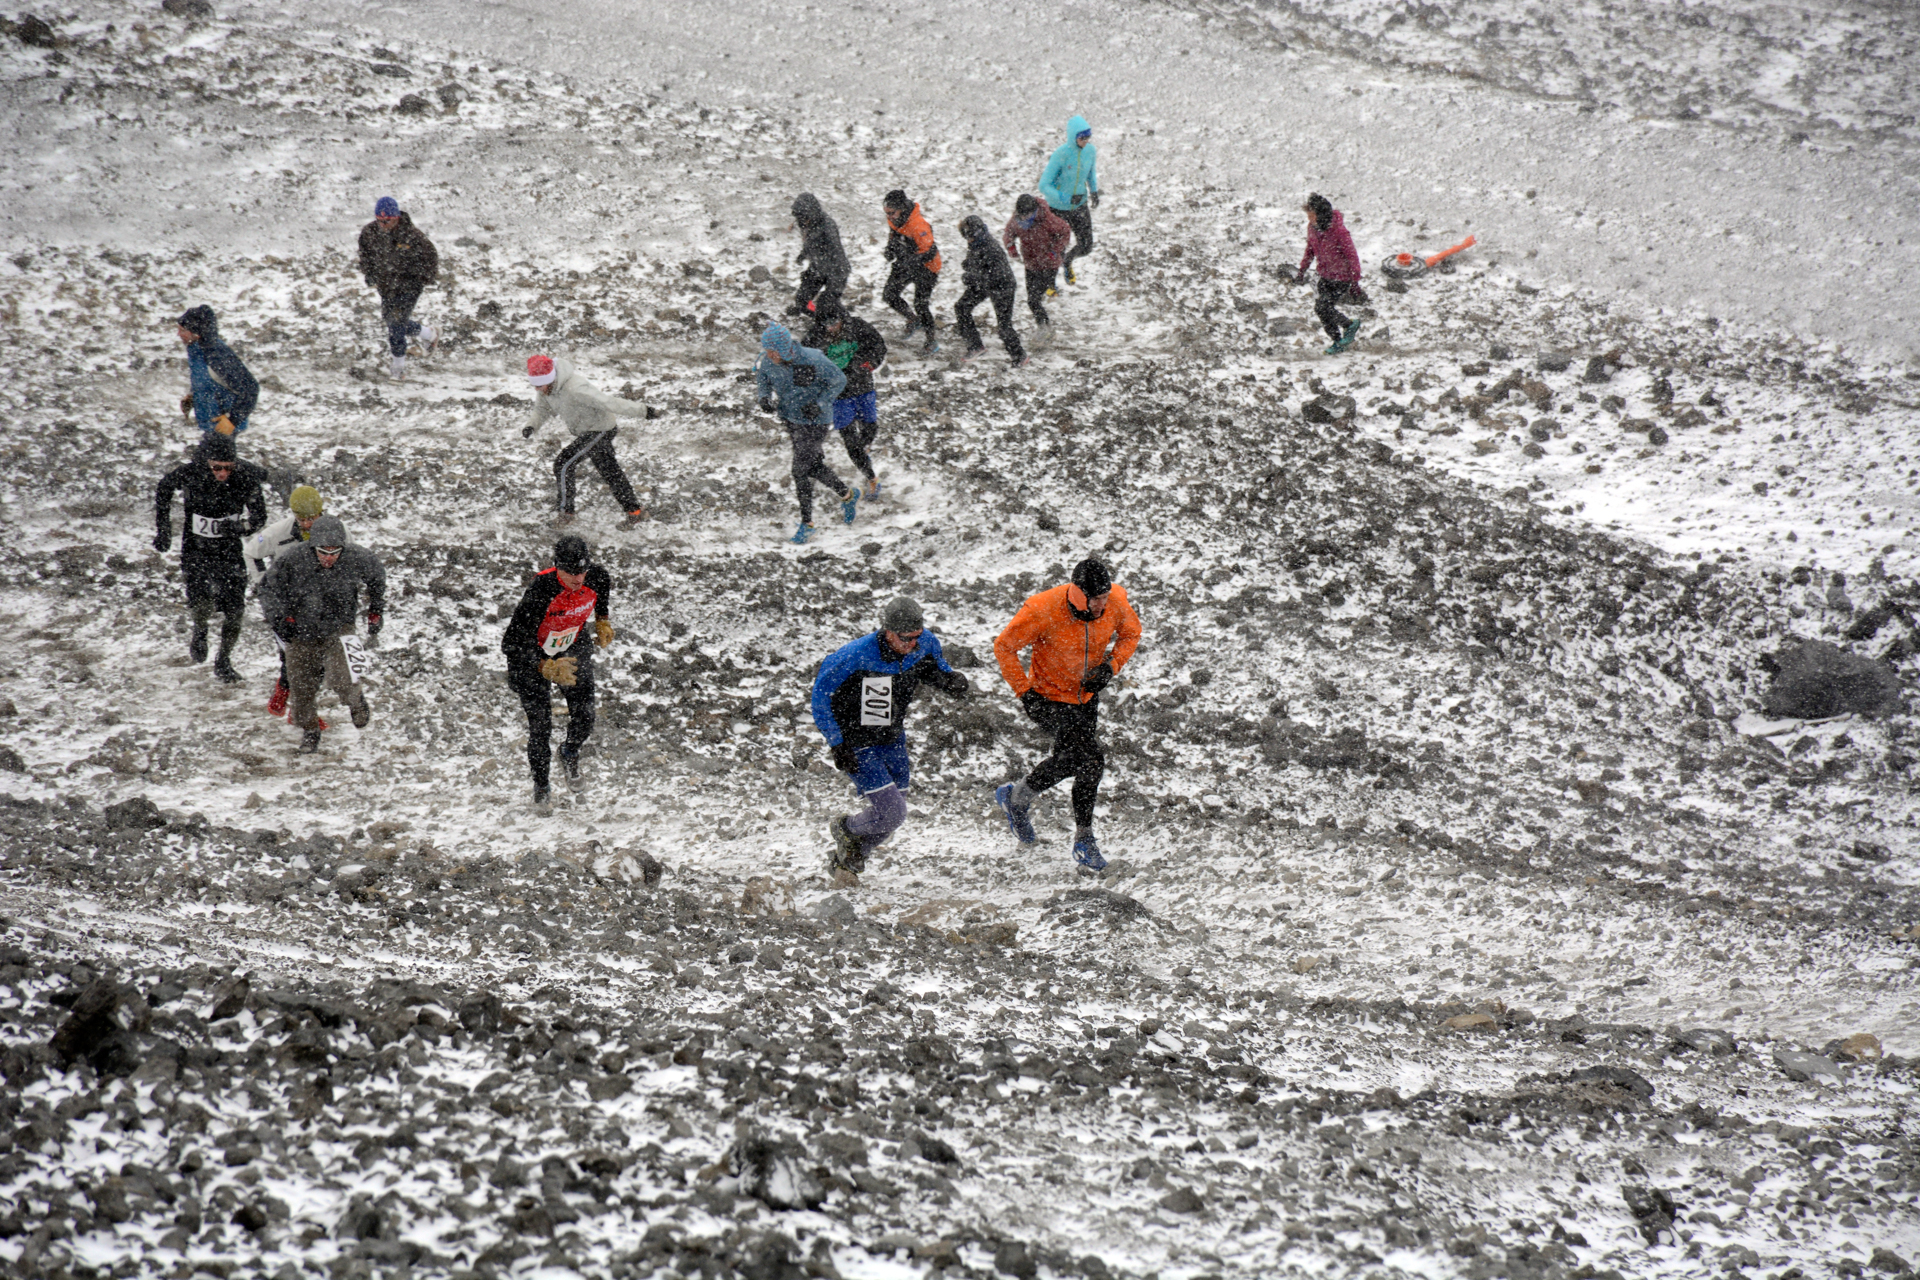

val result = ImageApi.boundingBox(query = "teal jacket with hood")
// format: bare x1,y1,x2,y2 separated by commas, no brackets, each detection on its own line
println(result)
1038,115,1099,213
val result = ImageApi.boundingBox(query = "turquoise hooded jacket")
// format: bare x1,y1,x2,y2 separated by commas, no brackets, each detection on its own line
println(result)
1038,115,1099,213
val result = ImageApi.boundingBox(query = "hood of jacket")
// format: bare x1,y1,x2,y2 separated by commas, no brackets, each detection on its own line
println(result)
307,514,348,547
960,215,990,243
761,323,800,361
1065,114,1091,144
179,305,220,341
886,202,920,232
791,193,826,227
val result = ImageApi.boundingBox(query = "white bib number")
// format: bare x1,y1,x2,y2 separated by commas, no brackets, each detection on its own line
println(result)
541,625,580,657
191,513,234,539
341,635,372,685
859,676,894,727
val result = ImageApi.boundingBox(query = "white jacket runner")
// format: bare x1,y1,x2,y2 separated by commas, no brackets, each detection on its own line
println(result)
246,514,309,588
527,358,649,436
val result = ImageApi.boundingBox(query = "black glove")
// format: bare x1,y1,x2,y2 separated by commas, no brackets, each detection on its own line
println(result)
939,670,972,697
153,528,170,553
521,424,535,439
831,742,858,774
759,398,776,415
1080,661,1114,694
1071,193,1085,208
1019,689,1046,716
1090,190,1102,209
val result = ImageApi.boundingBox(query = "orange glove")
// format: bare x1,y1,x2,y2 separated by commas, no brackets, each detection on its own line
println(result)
594,619,614,649
211,414,236,436
539,656,578,687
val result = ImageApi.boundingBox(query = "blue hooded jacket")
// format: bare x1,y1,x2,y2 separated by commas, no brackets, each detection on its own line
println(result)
179,305,259,434
811,630,956,751
755,323,846,427
1038,115,1099,213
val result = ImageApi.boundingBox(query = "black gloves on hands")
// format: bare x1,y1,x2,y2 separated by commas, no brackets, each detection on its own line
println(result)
153,529,170,553
759,398,777,415
831,742,859,774
1019,689,1046,716
911,656,970,698
1080,661,1114,694
521,424,536,438
1090,190,1102,209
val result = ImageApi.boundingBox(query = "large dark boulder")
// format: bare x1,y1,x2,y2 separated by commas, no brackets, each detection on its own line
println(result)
1762,641,1904,719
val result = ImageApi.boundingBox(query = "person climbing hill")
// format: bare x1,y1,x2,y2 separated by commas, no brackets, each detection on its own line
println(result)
1037,115,1101,284
881,189,942,355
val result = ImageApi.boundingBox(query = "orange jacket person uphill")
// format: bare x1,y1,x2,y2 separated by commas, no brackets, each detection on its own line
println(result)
992,558,1142,871
501,535,616,812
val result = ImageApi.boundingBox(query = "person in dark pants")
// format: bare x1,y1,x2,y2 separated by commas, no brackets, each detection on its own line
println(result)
755,322,854,544
954,215,1027,367
1003,195,1073,326
155,432,268,684
880,189,942,354
522,355,652,528
802,299,889,498
810,597,970,875
787,192,850,318
992,558,1142,871
1291,192,1367,355
357,196,440,380
501,535,614,810
1038,114,1101,284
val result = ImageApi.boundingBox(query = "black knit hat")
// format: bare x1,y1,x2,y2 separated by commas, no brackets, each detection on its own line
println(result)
813,297,846,325
553,535,591,573
883,188,910,211
1071,558,1112,597
1015,194,1040,217
199,432,237,463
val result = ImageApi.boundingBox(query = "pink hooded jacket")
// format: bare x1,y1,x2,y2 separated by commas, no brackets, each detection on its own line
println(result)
1298,210,1362,283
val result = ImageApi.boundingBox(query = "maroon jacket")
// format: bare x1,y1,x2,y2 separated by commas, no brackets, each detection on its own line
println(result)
1298,210,1362,283
1003,206,1074,272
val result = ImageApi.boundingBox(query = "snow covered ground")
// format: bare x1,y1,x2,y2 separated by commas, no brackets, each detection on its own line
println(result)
0,2,1915,1278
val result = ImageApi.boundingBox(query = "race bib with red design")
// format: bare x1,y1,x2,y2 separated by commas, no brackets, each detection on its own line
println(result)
537,582,597,657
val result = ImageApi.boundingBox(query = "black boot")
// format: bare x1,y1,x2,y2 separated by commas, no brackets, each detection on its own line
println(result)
188,620,209,664
213,616,242,683
299,730,321,754
560,744,582,785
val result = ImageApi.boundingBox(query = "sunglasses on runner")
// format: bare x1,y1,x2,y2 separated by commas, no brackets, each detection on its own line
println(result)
315,546,344,557
208,462,234,472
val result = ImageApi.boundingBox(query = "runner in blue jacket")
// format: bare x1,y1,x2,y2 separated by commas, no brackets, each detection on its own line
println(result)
755,322,856,544
810,597,970,874
1037,114,1102,283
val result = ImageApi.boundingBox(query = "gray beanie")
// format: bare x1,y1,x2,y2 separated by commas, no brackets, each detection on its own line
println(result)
308,515,348,548
880,597,924,633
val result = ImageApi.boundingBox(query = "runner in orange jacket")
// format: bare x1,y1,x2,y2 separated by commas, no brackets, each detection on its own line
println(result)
992,558,1141,871
881,189,943,354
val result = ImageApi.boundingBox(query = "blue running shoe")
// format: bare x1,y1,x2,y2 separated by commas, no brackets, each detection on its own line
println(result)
1331,317,1363,353
994,783,1037,845
840,488,859,526
789,523,813,545
1073,832,1107,872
